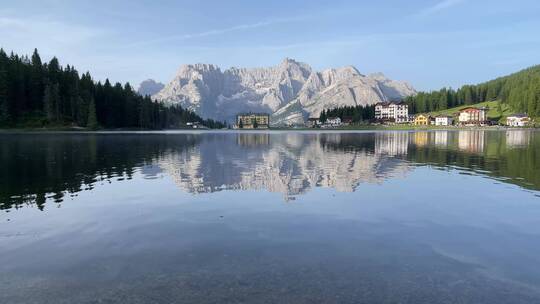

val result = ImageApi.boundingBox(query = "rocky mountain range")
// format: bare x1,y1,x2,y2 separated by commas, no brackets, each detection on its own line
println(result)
150,58,416,125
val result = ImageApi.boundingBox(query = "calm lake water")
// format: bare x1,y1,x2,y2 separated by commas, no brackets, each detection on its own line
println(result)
1,130,540,303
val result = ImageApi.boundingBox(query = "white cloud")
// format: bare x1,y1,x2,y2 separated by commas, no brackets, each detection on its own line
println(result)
123,16,305,48
416,0,467,17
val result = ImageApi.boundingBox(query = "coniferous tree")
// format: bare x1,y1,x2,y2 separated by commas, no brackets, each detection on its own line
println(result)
496,101,503,115
0,69,10,125
319,105,375,123
320,109,327,122
87,97,98,129
535,83,540,116
528,95,537,116
29,48,43,110
43,82,56,122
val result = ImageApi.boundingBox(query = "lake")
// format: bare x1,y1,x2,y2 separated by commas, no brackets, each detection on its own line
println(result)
1,130,540,303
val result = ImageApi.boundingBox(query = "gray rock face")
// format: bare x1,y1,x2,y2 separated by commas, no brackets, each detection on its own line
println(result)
153,59,416,125
137,79,165,97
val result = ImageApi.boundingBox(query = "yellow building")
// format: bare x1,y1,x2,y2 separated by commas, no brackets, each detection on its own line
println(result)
236,113,270,129
413,114,429,125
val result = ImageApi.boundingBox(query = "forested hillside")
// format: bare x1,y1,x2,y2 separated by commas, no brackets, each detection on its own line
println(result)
0,48,225,129
405,65,540,116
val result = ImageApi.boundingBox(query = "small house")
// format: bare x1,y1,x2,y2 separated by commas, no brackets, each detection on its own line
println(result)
306,117,320,128
342,117,353,126
413,114,429,126
435,115,453,126
187,122,202,129
506,114,530,127
326,117,342,127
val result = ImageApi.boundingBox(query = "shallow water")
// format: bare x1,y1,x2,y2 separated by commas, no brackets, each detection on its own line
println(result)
1,130,539,303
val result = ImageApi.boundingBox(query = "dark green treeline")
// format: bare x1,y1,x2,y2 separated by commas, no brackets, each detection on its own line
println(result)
0,48,225,129
319,105,375,122
405,65,540,115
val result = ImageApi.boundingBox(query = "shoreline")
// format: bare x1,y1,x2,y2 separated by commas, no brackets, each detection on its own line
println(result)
1,125,538,134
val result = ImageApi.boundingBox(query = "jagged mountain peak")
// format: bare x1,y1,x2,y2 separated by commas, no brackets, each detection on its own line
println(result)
281,57,297,64
153,59,416,125
321,66,363,84
338,65,362,75
279,57,309,68
178,63,220,71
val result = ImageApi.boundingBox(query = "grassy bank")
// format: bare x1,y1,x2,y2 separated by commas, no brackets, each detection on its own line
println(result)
423,100,512,122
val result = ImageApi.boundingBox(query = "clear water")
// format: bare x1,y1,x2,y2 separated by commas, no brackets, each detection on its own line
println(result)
1,130,539,303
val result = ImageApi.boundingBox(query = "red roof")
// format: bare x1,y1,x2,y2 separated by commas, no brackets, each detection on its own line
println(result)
460,107,482,113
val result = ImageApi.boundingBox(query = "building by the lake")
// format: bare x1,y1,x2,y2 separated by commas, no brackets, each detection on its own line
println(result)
375,102,409,123
186,122,206,129
306,117,320,128
413,114,430,125
324,117,342,127
342,117,353,126
435,115,453,126
236,113,270,129
458,107,488,125
506,114,531,127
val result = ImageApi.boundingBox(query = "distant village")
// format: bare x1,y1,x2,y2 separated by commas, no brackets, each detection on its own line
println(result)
225,102,533,130
184,103,533,129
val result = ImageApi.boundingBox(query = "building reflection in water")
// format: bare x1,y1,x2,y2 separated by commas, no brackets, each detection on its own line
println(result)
236,133,270,146
412,131,429,147
506,130,532,148
458,130,485,153
375,132,409,156
434,131,449,147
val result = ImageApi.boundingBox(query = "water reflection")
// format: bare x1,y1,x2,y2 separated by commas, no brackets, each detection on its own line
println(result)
506,129,532,147
458,130,485,153
1,130,538,210
434,131,449,147
160,133,409,199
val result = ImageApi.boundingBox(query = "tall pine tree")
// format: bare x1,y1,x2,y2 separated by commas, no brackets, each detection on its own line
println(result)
29,48,43,111
87,97,98,129
0,69,10,125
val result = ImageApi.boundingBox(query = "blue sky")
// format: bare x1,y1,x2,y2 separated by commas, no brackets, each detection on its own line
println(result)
0,0,539,90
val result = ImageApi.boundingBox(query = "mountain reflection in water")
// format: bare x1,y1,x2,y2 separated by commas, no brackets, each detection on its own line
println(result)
1,130,538,210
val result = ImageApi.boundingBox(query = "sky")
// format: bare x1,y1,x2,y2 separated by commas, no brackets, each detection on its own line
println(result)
0,0,539,91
